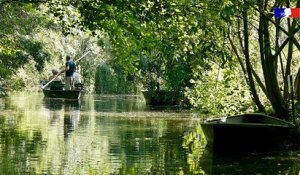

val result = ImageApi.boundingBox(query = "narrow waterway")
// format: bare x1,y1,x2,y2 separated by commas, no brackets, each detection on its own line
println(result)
0,93,300,175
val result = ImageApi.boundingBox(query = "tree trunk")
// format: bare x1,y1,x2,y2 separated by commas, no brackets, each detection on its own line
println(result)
258,4,288,119
242,1,265,112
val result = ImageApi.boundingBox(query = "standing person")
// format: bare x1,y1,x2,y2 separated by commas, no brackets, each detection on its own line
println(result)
65,55,76,90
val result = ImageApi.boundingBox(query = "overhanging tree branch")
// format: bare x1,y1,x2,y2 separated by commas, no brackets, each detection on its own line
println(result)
245,0,300,51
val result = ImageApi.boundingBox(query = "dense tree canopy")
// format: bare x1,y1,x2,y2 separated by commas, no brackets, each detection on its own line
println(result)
46,0,300,118
0,3,50,78
1,0,300,118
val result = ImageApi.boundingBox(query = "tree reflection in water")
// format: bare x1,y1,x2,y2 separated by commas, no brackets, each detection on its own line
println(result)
2,93,300,174
0,93,198,174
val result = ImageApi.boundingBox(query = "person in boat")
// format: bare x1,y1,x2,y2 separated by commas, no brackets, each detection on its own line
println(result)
49,69,62,82
73,69,81,84
48,69,63,90
64,55,76,90
72,69,83,90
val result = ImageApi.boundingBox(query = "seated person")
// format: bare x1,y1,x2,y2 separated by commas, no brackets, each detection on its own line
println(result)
73,70,81,84
49,69,62,82
49,69,63,90
73,70,83,90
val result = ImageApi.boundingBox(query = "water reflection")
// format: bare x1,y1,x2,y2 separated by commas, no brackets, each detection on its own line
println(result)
3,93,300,174
91,94,146,112
0,92,196,174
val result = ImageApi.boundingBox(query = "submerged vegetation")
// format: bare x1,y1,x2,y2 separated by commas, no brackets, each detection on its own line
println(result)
0,0,300,119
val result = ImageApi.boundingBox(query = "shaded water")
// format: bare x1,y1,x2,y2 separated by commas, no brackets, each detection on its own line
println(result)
0,93,300,175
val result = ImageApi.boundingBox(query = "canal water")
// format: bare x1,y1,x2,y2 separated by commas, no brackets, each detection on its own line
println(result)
0,92,300,175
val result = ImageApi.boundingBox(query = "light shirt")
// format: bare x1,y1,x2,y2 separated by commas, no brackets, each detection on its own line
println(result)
73,72,81,84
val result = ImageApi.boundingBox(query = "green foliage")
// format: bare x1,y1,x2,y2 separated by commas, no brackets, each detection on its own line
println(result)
2,0,298,118
95,63,138,94
17,38,50,72
0,2,110,92
48,0,223,94
186,63,254,115
0,3,51,90
95,64,114,94
165,62,192,92
53,30,109,92
182,123,207,175
138,56,164,91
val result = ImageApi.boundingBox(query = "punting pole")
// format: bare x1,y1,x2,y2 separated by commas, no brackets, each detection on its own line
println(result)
41,51,90,89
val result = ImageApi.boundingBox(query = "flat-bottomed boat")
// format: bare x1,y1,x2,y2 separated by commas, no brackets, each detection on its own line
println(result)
201,113,294,153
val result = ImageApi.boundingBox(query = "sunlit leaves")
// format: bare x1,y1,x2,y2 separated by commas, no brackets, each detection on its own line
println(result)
0,3,50,80
45,0,251,109
18,39,50,72
185,63,253,115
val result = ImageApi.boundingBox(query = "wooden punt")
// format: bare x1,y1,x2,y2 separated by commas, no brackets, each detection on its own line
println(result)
43,89,83,99
42,82,84,100
201,113,294,153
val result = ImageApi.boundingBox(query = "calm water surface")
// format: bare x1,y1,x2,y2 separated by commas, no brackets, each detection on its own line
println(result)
0,92,300,175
